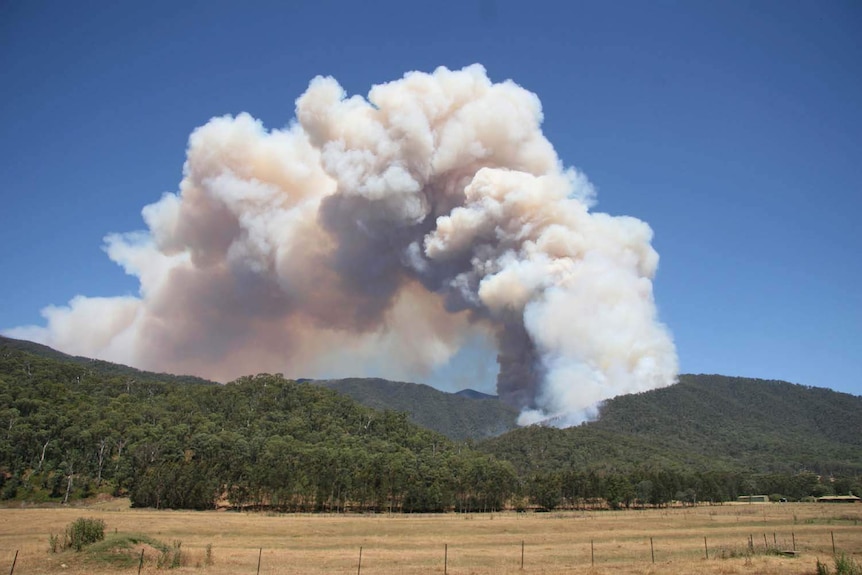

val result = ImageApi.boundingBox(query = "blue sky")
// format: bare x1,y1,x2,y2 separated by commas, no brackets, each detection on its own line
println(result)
1,0,860,396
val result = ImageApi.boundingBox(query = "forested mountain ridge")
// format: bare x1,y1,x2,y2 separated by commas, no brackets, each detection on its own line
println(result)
0,335,216,387
593,375,862,462
479,374,862,477
315,378,519,441
2,336,860,510
0,340,516,511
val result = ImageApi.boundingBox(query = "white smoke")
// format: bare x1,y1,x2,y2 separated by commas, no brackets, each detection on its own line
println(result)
5,64,677,425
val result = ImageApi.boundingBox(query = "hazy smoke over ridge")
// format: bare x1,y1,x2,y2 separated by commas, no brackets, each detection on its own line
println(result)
7,65,677,425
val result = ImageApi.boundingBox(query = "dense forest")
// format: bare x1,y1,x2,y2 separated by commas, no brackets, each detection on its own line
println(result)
476,374,862,508
0,339,516,512
1,336,860,511
479,374,862,477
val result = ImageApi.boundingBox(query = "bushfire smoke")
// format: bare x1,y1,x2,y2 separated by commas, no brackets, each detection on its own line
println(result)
7,65,677,425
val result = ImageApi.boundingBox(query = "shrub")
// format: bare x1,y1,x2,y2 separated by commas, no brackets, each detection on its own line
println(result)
834,554,862,575
65,517,106,551
48,532,61,553
818,555,862,575
84,534,170,569
157,539,184,569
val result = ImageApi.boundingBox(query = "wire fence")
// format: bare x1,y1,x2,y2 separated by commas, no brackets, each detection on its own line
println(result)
58,528,854,574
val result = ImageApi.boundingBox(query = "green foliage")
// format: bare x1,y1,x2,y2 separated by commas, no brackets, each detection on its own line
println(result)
0,335,216,387
528,472,562,510
157,540,184,569
3,335,861,512
818,555,862,575
85,533,170,568
65,517,106,551
316,378,519,441
834,554,862,575
0,338,515,512
480,375,862,477
479,374,862,509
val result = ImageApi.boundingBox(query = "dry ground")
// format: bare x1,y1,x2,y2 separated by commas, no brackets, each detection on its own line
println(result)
1,500,860,574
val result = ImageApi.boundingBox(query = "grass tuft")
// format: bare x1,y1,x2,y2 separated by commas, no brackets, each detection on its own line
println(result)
834,554,862,575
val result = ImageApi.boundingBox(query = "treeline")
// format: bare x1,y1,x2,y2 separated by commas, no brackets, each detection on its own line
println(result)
521,468,862,511
0,344,515,511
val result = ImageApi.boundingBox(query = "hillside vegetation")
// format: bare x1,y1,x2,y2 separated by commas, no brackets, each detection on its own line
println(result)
0,335,215,387
2,336,860,511
479,374,862,476
315,378,518,441
477,374,862,508
0,338,515,512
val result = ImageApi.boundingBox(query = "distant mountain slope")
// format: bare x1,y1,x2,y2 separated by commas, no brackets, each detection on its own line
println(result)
0,335,217,386
479,374,862,476
314,378,519,441
5,335,859,478
454,389,497,400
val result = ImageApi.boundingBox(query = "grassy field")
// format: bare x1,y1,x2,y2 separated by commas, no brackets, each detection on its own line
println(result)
1,500,860,574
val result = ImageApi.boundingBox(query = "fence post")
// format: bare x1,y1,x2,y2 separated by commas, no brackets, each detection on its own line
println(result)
357,546,363,575
256,548,262,575
704,536,709,560
444,543,448,575
591,539,594,566
520,540,524,570
792,532,796,552
650,537,655,564
137,549,144,575
9,550,18,575
831,531,836,555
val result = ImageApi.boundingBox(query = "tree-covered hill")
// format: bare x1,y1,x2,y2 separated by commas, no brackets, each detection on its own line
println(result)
2,336,859,510
0,340,516,511
0,335,216,387
479,374,862,477
314,378,519,441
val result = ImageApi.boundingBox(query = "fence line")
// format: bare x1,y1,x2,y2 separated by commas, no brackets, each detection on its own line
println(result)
242,530,854,573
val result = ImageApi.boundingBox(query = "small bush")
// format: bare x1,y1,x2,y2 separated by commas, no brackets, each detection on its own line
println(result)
205,543,214,566
65,517,106,551
157,539,184,569
85,533,170,569
48,532,61,553
834,554,862,575
818,555,862,575
171,540,183,568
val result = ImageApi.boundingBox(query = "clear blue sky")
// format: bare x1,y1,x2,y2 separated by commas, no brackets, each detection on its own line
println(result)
1,0,860,396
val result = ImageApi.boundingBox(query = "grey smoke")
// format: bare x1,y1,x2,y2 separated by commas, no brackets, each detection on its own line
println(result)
6,64,678,425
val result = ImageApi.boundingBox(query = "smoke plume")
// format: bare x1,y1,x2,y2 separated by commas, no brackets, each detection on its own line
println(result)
7,65,677,425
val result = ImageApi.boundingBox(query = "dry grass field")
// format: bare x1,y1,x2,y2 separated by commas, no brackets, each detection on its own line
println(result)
1,500,860,574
